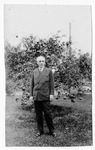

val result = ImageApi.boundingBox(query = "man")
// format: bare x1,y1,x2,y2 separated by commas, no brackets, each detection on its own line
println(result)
30,55,56,137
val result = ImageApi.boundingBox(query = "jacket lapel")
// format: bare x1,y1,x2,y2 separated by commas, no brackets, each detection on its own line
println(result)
37,67,46,83
34,67,46,85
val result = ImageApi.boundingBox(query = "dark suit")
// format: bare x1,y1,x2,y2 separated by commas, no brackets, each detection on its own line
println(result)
30,67,55,134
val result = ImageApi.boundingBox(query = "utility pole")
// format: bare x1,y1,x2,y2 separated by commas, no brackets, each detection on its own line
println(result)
68,22,72,95
69,22,72,57
66,22,72,57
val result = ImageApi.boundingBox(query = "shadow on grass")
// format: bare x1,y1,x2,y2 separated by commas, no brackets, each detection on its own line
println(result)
16,103,92,146
51,104,92,146
51,104,74,117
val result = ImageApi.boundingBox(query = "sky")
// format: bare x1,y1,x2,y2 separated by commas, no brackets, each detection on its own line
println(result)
4,5,92,54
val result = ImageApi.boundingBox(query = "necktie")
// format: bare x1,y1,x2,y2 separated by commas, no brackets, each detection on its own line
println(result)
39,68,43,72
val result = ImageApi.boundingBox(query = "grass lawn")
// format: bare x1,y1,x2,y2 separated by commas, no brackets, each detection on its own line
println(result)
5,93,92,146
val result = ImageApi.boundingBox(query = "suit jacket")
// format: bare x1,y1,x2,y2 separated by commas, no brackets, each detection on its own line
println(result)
30,67,54,101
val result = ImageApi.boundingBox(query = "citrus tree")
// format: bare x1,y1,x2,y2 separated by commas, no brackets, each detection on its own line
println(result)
5,34,91,97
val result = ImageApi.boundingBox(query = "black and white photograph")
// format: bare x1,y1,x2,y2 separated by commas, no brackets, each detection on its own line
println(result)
1,1,94,147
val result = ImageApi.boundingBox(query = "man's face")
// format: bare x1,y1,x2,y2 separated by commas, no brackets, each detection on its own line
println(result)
37,56,45,68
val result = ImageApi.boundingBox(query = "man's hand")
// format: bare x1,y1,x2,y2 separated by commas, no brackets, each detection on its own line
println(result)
50,95,54,101
29,96,33,102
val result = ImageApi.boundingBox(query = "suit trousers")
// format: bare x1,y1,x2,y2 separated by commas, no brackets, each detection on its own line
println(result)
34,101,54,134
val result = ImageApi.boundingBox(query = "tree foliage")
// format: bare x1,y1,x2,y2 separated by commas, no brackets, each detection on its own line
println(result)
5,34,92,95
78,53,92,81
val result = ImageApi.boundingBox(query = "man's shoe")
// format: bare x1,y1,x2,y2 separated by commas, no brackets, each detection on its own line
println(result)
51,132,56,137
36,132,44,137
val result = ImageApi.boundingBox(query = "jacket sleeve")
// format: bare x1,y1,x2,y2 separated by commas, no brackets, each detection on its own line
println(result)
30,72,34,96
49,69,54,95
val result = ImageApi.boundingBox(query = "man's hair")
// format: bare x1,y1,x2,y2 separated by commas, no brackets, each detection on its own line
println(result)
36,55,45,62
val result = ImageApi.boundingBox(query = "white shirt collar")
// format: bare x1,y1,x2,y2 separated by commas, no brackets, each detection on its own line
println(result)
39,67,44,72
